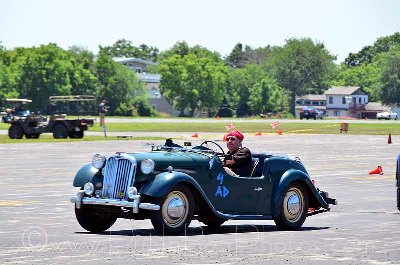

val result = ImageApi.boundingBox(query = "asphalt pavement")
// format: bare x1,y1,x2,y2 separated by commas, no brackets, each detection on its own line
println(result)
0,134,399,264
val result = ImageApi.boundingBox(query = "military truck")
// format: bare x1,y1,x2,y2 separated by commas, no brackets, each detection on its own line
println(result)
6,96,95,139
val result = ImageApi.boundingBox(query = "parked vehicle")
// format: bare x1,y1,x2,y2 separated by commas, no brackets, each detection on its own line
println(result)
299,107,324,120
71,139,337,235
1,99,33,123
8,114,94,139
6,96,95,139
376,111,398,120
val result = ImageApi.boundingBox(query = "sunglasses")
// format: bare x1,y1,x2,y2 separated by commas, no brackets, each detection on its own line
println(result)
226,137,237,141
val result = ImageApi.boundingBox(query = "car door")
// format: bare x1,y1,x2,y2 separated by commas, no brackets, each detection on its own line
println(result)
207,169,266,214
198,155,270,215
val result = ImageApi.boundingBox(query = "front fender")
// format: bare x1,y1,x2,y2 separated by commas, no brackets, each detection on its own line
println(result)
140,171,203,197
72,163,98,187
272,169,329,217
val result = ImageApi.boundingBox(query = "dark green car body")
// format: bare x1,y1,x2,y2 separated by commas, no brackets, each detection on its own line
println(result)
71,142,336,234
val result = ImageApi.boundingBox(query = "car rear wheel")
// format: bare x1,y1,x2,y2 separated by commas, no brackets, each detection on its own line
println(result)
151,185,194,235
53,124,68,139
75,206,117,233
8,124,24,139
274,183,308,230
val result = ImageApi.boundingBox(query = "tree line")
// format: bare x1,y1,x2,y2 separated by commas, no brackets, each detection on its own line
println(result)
0,32,399,117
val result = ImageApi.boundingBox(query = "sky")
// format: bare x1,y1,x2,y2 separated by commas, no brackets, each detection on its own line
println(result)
0,0,399,63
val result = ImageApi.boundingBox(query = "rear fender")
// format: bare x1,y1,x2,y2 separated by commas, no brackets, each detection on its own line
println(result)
72,163,98,187
272,169,329,217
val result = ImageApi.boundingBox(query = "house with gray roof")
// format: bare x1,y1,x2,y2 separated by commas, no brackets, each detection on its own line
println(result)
114,57,179,116
324,86,368,118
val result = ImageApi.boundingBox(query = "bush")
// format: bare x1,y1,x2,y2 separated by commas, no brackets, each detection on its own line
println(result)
133,97,158,117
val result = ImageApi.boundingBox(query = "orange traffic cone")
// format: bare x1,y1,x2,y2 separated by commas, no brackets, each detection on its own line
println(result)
191,133,199,138
388,133,392,144
369,166,383,175
278,129,282,135
255,132,262,136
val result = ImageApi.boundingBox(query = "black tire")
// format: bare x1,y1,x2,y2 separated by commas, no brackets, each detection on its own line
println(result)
8,124,24,139
75,206,117,233
199,215,226,228
274,182,308,230
150,185,194,235
25,133,40,139
53,124,68,139
68,130,84,138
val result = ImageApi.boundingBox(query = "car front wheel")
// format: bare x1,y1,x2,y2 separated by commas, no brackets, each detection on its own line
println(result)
75,206,117,233
274,183,308,230
151,185,194,235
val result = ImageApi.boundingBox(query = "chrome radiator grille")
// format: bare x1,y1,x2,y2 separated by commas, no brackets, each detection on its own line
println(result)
102,154,137,200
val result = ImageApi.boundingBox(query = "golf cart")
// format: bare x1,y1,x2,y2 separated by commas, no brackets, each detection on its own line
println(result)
2,99,37,123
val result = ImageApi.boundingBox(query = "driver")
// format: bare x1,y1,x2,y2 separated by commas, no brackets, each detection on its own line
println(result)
223,130,252,176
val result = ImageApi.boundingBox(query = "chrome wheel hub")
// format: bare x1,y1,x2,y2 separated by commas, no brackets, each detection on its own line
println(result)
167,198,184,219
287,194,300,215
162,191,188,227
283,187,304,223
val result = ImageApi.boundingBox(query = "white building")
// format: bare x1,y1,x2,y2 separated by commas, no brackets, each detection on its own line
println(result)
324,86,368,118
113,57,179,116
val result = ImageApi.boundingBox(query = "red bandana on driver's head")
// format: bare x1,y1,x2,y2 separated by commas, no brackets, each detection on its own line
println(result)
226,130,244,141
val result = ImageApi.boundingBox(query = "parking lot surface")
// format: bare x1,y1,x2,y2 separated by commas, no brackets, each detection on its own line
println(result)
0,134,399,264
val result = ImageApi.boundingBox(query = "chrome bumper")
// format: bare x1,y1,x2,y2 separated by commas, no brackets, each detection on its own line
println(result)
70,191,160,213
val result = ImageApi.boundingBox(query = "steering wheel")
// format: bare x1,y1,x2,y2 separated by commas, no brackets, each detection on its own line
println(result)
200,141,225,157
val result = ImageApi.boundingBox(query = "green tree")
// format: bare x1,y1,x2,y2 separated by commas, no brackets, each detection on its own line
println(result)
101,39,159,61
269,38,335,115
158,49,228,116
226,43,273,68
345,32,400,66
15,44,74,112
376,45,400,106
0,45,19,102
248,77,287,114
227,64,268,116
158,41,190,60
95,49,145,116
332,63,381,101
67,46,98,95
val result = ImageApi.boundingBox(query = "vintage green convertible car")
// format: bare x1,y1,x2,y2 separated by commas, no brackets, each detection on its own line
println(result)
71,140,337,234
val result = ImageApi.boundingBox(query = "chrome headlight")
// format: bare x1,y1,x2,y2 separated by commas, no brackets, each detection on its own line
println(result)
140,159,155,175
84,182,95,196
92,153,106,169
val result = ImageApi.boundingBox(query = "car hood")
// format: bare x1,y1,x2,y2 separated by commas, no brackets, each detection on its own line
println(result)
129,150,211,170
